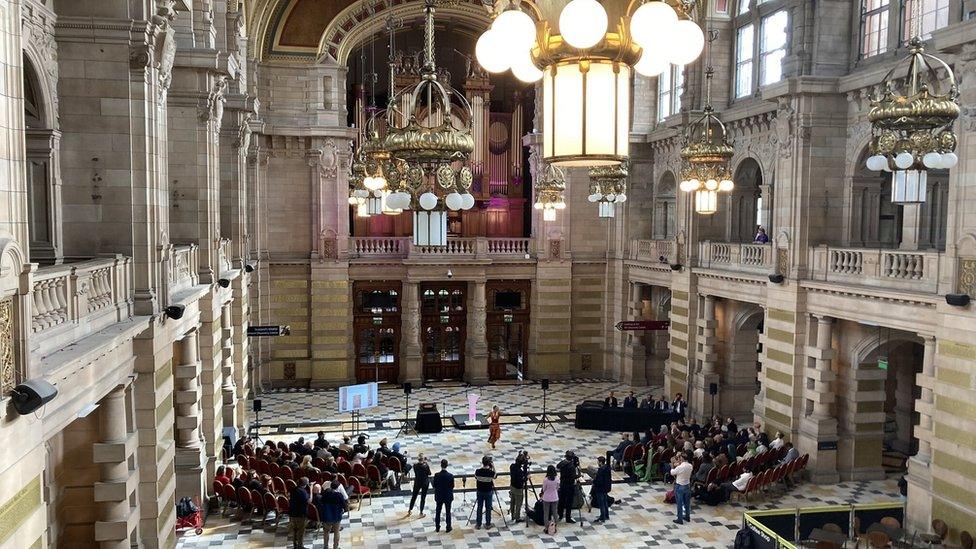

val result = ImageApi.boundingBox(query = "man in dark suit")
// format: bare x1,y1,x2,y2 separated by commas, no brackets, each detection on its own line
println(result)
672,393,687,417
639,394,654,409
557,451,581,523
313,431,328,449
603,391,619,408
591,456,612,522
654,395,671,412
431,459,455,533
288,477,310,548
622,391,638,409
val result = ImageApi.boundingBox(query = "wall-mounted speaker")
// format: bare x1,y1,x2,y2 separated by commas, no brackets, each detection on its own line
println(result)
253,399,262,412
541,378,550,391
11,379,58,415
670,264,683,271
768,274,785,284
217,278,231,288
708,383,718,396
164,304,185,320
403,382,412,395
946,293,971,307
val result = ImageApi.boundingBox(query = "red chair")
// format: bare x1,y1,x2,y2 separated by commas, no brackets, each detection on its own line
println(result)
366,464,384,491
352,462,369,482
633,444,646,463
280,466,294,481
236,486,254,520
313,457,326,469
269,462,280,477
263,492,278,526
321,471,334,483
336,473,348,488
277,442,288,452
387,458,402,479
307,502,321,526
338,461,354,477
348,476,372,506
285,478,298,493
275,495,290,527
705,465,718,486
221,483,238,516
213,480,225,510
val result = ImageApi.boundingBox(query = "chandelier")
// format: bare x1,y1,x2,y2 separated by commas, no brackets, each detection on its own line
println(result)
533,164,567,221
476,0,703,167
587,163,628,218
348,150,371,217
383,0,476,245
864,37,959,204
677,62,733,215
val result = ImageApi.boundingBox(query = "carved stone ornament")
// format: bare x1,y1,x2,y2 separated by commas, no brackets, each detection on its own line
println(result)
22,9,59,121
235,113,253,152
776,247,789,277
155,26,177,92
201,78,228,126
0,297,16,394
775,98,796,159
958,259,976,295
313,140,340,179
548,239,561,261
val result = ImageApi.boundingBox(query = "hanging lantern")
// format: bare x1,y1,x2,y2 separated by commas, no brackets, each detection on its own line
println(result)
348,151,371,218
533,164,567,221
384,0,476,245
865,37,958,205
587,163,628,218
678,66,734,214
478,0,704,167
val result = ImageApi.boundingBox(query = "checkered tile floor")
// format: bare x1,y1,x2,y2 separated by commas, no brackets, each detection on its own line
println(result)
179,381,903,548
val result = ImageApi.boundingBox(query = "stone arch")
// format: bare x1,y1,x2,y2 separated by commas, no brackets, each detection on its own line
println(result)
719,302,764,423
728,157,765,242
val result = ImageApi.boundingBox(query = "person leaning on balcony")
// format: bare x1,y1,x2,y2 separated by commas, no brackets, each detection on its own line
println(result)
754,226,769,243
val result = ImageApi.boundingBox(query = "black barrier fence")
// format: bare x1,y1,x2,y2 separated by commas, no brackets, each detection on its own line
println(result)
741,502,905,548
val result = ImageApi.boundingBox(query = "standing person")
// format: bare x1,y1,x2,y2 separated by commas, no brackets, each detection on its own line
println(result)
754,226,769,243
474,456,497,529
591,456,612,522
432,459,455,533
407,454,432,517
487,405,502,449
540,465,560,533
509,451,528,522
288,477,311,548
316,481,347,549
557,451,580,524
669,453,693,524
672,393,687,417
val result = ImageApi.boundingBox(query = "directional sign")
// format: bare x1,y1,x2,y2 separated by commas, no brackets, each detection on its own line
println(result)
614,320,671,331
247,325,290,337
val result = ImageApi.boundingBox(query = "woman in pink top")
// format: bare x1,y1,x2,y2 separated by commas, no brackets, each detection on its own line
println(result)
540,465,560,531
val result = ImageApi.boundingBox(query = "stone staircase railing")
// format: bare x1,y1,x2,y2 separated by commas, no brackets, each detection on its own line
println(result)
30,254,134,357
698,241,773,274
810,245,939,293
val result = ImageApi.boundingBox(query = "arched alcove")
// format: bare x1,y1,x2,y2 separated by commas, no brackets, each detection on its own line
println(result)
653,171,676,239
727,157,765,243
23,53,62,264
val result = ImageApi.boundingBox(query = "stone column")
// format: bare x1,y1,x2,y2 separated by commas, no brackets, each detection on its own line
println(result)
93,385,137,548
220,303,237,435
465,281,490,385
175,329,206,503
900,204,923,250
906,336,935,525
621,282,649,386
399,281,423,385
691,294,719,420
799,314,840,483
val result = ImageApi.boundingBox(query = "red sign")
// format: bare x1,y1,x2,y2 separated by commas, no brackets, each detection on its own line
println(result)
614,320,671,331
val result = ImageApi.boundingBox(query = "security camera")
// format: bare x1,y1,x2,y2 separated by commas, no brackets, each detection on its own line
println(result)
244,261,256,273
446,268,454,279
217,278,230,288
165,304,186,320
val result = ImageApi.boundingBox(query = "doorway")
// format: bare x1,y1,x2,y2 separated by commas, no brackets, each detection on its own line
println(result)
487,280,530,380
353,282,402,383
421,282,467,380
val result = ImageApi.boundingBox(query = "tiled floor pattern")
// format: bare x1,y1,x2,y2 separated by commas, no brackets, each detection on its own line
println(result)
179,381,903,548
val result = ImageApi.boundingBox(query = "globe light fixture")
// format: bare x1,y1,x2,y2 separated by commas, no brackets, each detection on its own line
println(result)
865,37,959,205
588,163,628,218
384,0,477,246
533,164,567,222
678,64,734,215
477,0,703,166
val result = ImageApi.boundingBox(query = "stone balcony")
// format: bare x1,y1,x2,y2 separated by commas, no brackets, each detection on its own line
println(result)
348,237,534,263
698,241,775,275
30,255,135,359
808,245,941,294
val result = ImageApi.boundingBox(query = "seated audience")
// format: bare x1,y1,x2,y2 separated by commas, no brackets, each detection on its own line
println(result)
603,391,619,408
639,395,654,409
622,391,638,409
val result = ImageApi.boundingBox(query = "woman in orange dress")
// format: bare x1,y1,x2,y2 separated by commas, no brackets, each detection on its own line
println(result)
487,405,502,449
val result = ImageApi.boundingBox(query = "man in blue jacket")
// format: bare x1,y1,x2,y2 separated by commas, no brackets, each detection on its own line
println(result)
315,481,348,549
591,456,612,522
289,477,311,548
431,458,455,533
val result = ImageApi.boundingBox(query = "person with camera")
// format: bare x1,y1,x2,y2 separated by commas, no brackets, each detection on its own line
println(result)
407,453,432,517
509,451,529,522
591,456,612,522
557,450,581,524
474,455,498,529
669,452,693,524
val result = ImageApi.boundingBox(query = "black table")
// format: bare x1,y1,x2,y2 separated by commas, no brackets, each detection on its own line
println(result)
574,400,678,432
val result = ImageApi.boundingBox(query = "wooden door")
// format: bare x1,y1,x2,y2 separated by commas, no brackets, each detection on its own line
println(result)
420,282,467,381
486,280,530,380
352,281,402,383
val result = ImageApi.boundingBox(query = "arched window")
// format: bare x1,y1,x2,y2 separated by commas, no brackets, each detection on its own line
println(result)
732,0,789,99
23,54,61,263
653,172,676,239
728,158,766,243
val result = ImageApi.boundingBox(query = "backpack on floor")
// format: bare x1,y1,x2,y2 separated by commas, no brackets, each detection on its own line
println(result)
733,527,754,549
664,489,675,504
546,519,557,535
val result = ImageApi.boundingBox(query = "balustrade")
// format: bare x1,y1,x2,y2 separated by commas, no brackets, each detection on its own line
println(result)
631,239,676,263
811,246,939,293
697,241,773,274
348,237,533,260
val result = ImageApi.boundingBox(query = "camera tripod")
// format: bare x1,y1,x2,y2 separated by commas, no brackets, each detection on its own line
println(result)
395,392,415,439
465,484,508,527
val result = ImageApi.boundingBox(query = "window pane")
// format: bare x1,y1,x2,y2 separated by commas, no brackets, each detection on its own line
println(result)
672,65,684,114
658,68,672,120
860,0,889,58
737,24,754,63
738,0,750,15
735,24,754,98
760,11,787,86
736,60,753,97
903,0,950,40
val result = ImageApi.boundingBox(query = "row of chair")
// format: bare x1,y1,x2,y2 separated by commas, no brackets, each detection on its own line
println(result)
239,455,398,494
729,455,808,502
